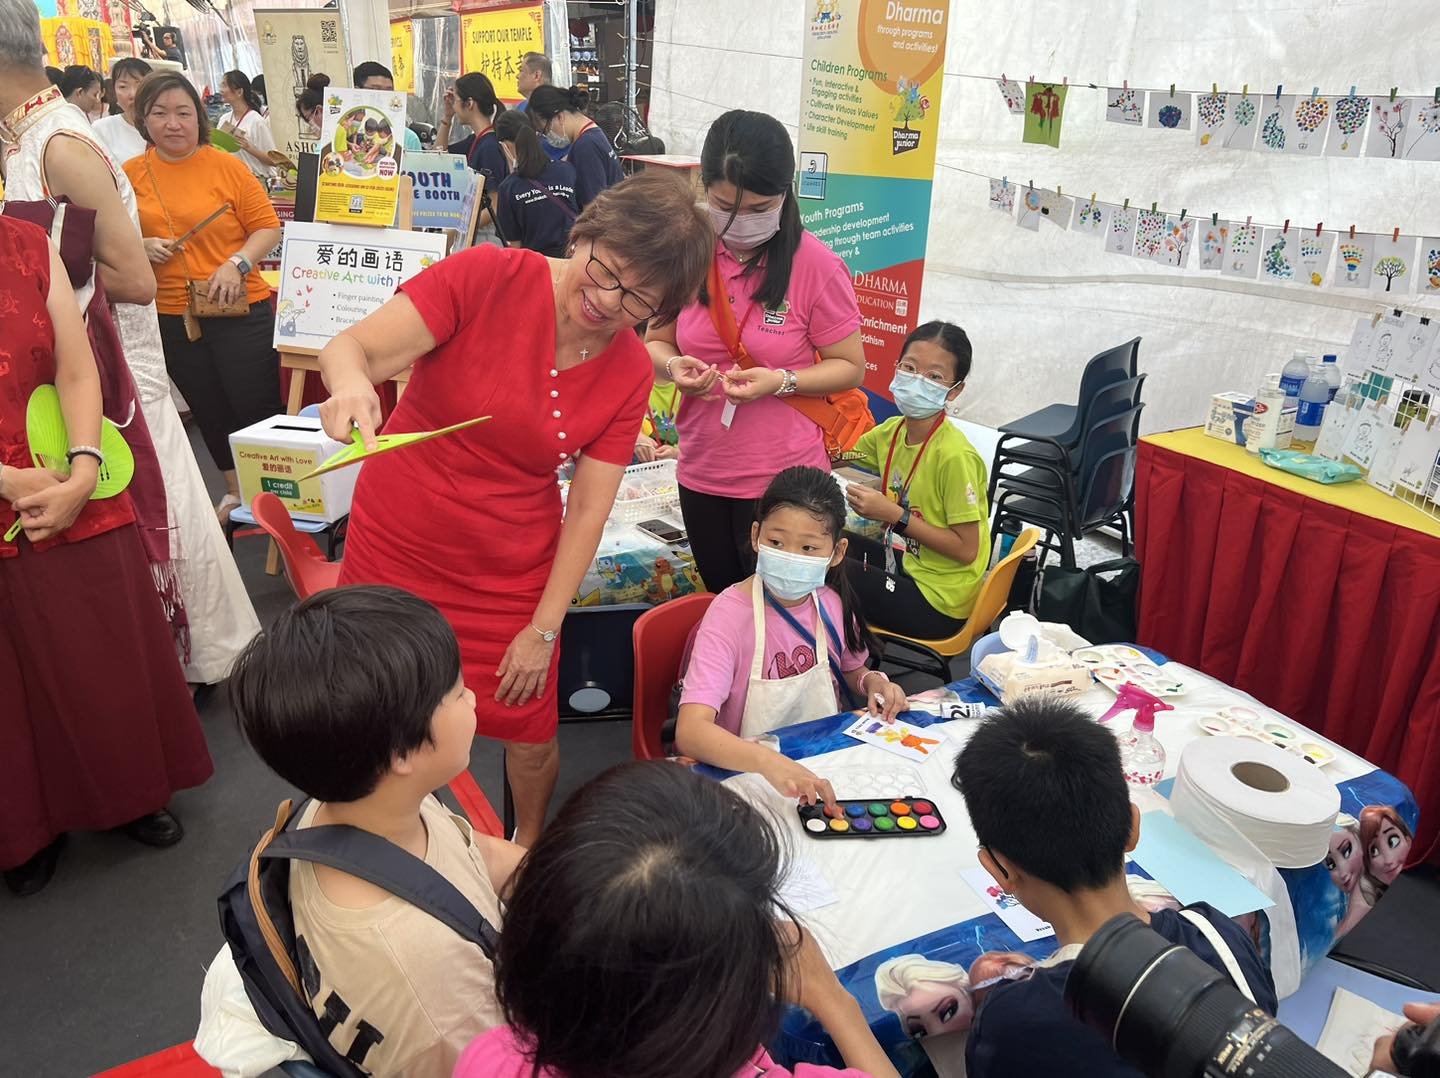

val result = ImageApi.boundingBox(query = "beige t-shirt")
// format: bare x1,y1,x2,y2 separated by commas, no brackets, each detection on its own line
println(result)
289,796,504,1077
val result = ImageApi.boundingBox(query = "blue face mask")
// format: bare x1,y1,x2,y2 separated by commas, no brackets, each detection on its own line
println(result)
889,369,957,419
756,545,831,601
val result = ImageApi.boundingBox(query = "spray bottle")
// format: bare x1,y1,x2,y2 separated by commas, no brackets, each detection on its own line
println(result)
1098,683,1173,788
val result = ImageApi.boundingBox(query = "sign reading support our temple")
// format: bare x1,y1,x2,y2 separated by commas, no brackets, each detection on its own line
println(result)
273,222,447,351
797,0,950,401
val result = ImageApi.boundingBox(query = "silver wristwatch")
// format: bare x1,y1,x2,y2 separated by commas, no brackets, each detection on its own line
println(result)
529,623,558,643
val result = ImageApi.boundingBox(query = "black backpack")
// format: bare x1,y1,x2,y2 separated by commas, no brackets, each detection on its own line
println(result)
217,800,501,1077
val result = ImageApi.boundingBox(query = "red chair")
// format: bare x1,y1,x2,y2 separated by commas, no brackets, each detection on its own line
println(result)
250,492,343,600
631,592,714,761
94,1042,219,1077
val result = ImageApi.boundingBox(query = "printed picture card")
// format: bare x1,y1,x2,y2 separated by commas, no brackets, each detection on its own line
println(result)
960,867,1055,942
842,715,945,763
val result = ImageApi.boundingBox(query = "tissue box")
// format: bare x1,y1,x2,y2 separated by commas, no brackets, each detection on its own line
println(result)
229,415,358,523
976,651,1093,704
1205,392,1256,444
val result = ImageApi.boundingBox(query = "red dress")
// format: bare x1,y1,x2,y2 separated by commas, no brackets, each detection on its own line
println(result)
338,246,651,743
0,216,213,869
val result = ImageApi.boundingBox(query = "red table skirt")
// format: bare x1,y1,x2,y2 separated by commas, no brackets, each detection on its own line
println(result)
1136,439,1440,865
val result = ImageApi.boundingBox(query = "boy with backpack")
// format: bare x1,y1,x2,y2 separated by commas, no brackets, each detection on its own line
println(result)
220,585,522,1077
951,698,1277,1078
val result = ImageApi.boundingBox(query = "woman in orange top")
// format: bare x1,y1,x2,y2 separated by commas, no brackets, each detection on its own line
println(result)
124,72,282,521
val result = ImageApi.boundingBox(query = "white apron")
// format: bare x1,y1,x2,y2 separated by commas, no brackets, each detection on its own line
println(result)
739,578,845,738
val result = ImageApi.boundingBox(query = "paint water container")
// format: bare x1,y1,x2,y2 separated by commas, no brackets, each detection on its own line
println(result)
1293,364,1329,448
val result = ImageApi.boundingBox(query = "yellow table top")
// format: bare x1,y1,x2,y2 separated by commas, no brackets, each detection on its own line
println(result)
260,269,280,291
1143,426,1440,541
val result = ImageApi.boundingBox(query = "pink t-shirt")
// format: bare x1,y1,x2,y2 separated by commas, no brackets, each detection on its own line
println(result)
675,232,862,499
456,1026,874,1078
679,580,869,735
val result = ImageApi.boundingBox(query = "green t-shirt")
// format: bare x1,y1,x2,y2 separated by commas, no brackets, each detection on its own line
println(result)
852,416,990,618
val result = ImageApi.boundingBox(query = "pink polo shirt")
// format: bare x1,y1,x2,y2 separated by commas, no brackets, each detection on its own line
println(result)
456,1026,875,1078
675,232,862,499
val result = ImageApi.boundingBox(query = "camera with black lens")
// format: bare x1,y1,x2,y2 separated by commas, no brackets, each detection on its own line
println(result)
1065,914,1439,1078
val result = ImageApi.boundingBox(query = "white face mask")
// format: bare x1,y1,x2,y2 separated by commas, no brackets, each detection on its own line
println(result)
756,545,831,601
709,203,783,250
889,369,958,419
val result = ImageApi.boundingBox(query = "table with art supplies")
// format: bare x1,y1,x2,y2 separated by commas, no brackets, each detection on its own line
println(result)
1134,425,1440,870
702,635,1418,1077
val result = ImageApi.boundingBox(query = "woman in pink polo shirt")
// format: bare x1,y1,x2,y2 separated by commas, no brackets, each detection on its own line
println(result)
646,110,867,592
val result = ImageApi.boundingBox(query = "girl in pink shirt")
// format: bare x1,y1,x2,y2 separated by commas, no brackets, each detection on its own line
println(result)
454,762,900,1078
646,111,867,593
675,467,906,805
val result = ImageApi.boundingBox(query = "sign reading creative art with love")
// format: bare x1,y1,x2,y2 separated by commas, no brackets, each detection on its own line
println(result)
797,0,950,401
274,222,447,351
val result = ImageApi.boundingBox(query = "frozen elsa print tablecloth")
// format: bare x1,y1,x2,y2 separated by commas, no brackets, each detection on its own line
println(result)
705,650,1419,1077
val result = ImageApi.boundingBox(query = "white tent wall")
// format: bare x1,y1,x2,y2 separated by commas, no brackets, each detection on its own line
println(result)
648,0,1440,433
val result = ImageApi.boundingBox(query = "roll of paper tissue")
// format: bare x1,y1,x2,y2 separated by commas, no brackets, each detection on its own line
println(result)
1171,736,1340,870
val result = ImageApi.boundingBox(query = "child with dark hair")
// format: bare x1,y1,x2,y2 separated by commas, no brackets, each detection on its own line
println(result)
528,83,620,208
845,320,990,637
228,584,523,1078
456,761,901,1078
951,699,1277,1078
675,466,908,804
494,108,579,257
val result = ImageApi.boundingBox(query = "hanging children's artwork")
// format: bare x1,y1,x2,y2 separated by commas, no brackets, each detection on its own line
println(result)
1106,206,1138,255
1340,403,1383,469
1023,81,1067,148
1390,316,1438,382
1326,94,1371,157
995,77,1025,114
1258,94,1293,152
1420,237,1440,294
1221,92,1259,150
1070,197,1110,236
1221,222,1262,278
1363,310,1406,375
989,177,1015,215
1040,189,1074,229
1289,95,1331,155
1195,219,1229,271
1364,427,1405,495
1106,86,1143,126
1297,231,1336,288
1195,91,1226,146
1132,209,1166,259
1334,233,1376,290
1341,316,1374,376
1367,99,1407,159
1313,399,1356,461
1155,216,1194,268
1014,185,1044,231
1401,99,1440,161
1393,414,1440,497
1148,91,1192,131
1259,228,1300,282
1369,233,1416,295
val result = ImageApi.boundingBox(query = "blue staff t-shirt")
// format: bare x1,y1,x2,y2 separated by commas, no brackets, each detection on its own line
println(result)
965,903,1278,1078
449,128,510,194
568,123,622,209
496,160,580,258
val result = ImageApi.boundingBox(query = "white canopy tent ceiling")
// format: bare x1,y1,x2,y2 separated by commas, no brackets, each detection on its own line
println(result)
647,0,1440,433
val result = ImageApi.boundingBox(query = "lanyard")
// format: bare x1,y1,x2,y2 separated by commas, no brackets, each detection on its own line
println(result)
881,417,942,505
763,589,861,710
466,127,492,170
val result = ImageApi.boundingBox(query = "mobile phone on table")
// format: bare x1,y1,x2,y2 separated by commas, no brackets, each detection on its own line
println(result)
635,518,687,545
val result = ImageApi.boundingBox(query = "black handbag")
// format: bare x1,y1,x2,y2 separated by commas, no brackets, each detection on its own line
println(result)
1033,557,1141,644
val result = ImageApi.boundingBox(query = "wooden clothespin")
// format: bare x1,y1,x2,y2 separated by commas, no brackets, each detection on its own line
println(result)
1062,76,1068,87
1212,211,1219,226
1151,201,1158,214
1180,208,1187,222
1003,175,1008,187
1169,83,1176,98
1349,224,1356,239
1316,221,1323,236
1028,178,1034,191
1242,83,1249,98
1123,79,1128,90
1090,190,1097,206
1394,226,1402,243
1212,82,1219,97
1002,72,1007,83
1029,74,1035,85
1310,86,1319,101
1390,87,1398,102
1276,83,1283,100
1348,85,1356,99
1056,185,1062,198
1283,219,1290,233
1123,197,1130,211
1245,215,1252,229
1434,86,1440,104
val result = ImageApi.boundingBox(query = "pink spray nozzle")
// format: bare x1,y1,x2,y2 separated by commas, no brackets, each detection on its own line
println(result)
1097,682,1174,731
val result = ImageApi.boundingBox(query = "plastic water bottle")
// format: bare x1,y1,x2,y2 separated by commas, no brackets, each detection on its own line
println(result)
1294,364,1329,448
1280,351,1311,410
1319,354,1341,402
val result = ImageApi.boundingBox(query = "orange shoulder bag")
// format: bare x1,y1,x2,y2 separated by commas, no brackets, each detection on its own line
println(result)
705,257,873,457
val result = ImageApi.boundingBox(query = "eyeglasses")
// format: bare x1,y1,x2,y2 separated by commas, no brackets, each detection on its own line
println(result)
897,359,959,387
584,252,658,320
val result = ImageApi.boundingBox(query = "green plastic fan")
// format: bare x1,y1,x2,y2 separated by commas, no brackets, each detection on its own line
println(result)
4,385,135,541
209,128,241,153
296,415,493,481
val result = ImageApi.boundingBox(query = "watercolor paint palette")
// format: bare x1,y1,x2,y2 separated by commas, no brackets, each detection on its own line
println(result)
798,797,947,840
1091,661,1188,698
1194,705,1336,767
1071,644,1150,667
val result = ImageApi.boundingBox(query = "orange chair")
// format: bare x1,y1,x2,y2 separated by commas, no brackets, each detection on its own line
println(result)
873,528,1042,683
250,492,343,600
631,592,714,760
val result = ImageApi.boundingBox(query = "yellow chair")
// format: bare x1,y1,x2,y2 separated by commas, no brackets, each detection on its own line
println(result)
873,528,1041,683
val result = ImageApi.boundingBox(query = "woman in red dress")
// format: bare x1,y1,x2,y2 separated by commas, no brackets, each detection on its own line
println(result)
319,172,711,846
0,215,213,896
